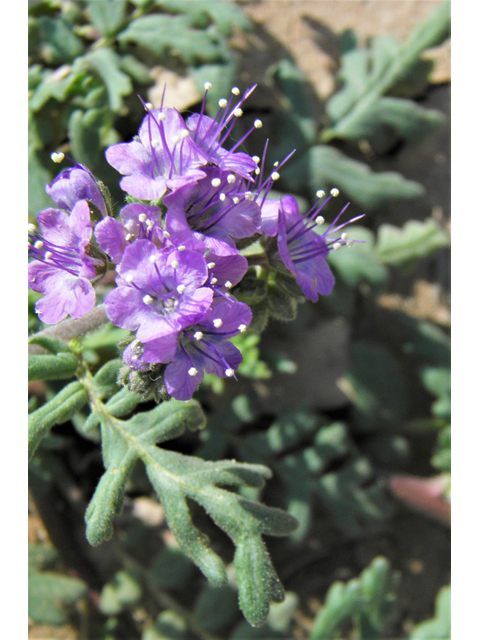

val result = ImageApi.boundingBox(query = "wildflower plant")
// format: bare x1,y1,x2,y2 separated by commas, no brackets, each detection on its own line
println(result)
28,82,375,627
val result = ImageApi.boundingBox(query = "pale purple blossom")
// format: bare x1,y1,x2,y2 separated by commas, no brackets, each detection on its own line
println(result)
105,107,208,200
46,165,107,216
104,240,213,351
28,200,101,324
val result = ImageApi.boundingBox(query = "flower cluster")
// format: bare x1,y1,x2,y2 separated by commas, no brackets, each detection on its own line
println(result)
28,84,362,400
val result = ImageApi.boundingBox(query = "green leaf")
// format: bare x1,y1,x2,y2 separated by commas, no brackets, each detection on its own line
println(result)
409,585,450,639
86,0,128,37
28,335,71,354
28,566,87,625
35,16,85,64
142,610,188,640
99,570,142,615
28,352,79,381
306,144,425,210
157,0,252,37
29,67,80,112
85,395,296,626
68,107,105,171
118,14,226,65
310,557,399,640
28,147,55,216
28,381,88,461
79,49,133,113
376,219,450,267
322,2,450,144
325,225,388,288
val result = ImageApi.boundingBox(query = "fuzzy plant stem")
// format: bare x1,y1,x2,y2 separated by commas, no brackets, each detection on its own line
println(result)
28,304,109,354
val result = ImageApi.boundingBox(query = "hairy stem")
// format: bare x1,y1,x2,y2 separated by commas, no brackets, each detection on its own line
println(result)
28,304,109,354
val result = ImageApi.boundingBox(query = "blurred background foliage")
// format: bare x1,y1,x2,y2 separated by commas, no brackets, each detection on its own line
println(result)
28,0,451,638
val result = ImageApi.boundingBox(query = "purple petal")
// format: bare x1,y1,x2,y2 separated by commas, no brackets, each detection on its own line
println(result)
94,217,127,263
35,272,95,324
46,166,106,215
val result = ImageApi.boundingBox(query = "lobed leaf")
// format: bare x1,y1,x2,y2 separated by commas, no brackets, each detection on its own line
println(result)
79,49,133,113
28,566,87,626
376,219,450,267
86,0,128,38
306,144,425,210
409,584,450,639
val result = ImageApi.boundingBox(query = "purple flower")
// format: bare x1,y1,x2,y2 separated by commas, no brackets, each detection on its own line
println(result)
164,167,261,256
274,193,364,301
105,240,213,351
95,203,165,263
105,107,208,200
186,85,260,180
46,165,107,216
125,297,252,400
28,200,101,324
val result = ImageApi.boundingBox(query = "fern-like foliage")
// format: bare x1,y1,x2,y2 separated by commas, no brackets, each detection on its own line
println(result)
28,337,298,627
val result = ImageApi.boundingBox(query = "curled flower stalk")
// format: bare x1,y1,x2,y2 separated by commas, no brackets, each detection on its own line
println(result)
28,82,364,400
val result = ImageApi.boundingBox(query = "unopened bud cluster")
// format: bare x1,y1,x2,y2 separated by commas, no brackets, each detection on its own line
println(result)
28,84,362,401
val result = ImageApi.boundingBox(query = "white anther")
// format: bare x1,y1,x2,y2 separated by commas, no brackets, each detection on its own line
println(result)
231,86,240,96
172,135,180,144
171,260,179,268
34,240,43,249
194,331,204,341
51,152,65,163
316,189,326,198
146,220,154,230
143,294,154,304
341,232,348,240
213,318,223,328
163,230,170,238
330,188,340,197
138,213,147,223
225,368,235,377
44,251,53,260
125,274,134,283
207,262,216,269
233,196,240,204
28,223,36,233
180,129,190,139
211,178,221,188
211,277,218,284
219,98,227,108
244,191,254,200
254,119,262,129
255,168,260,175
157,112,166,121
333,242,342,250
151,139,160,148
145,102,153,110
188,367,198,376
227,174,236,184
125,233,133,241
234,108,243,117
176,284,186,294
204,81,212,91
177,245,186,251
149,254,157,263
347,240,355,248
219,193,226,201
252,156,260,164
273,161,279,167
238,324,247,333
224,281,233,289
315,216,325,226
271,172,280,181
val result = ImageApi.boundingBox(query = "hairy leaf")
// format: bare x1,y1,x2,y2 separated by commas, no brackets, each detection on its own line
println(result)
28,381,88,461
157,0,252,37
86,0,128,38
322,2,450,145
28,352,79,381
28,565,87,626
409,585,450,639
80,49,133,113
